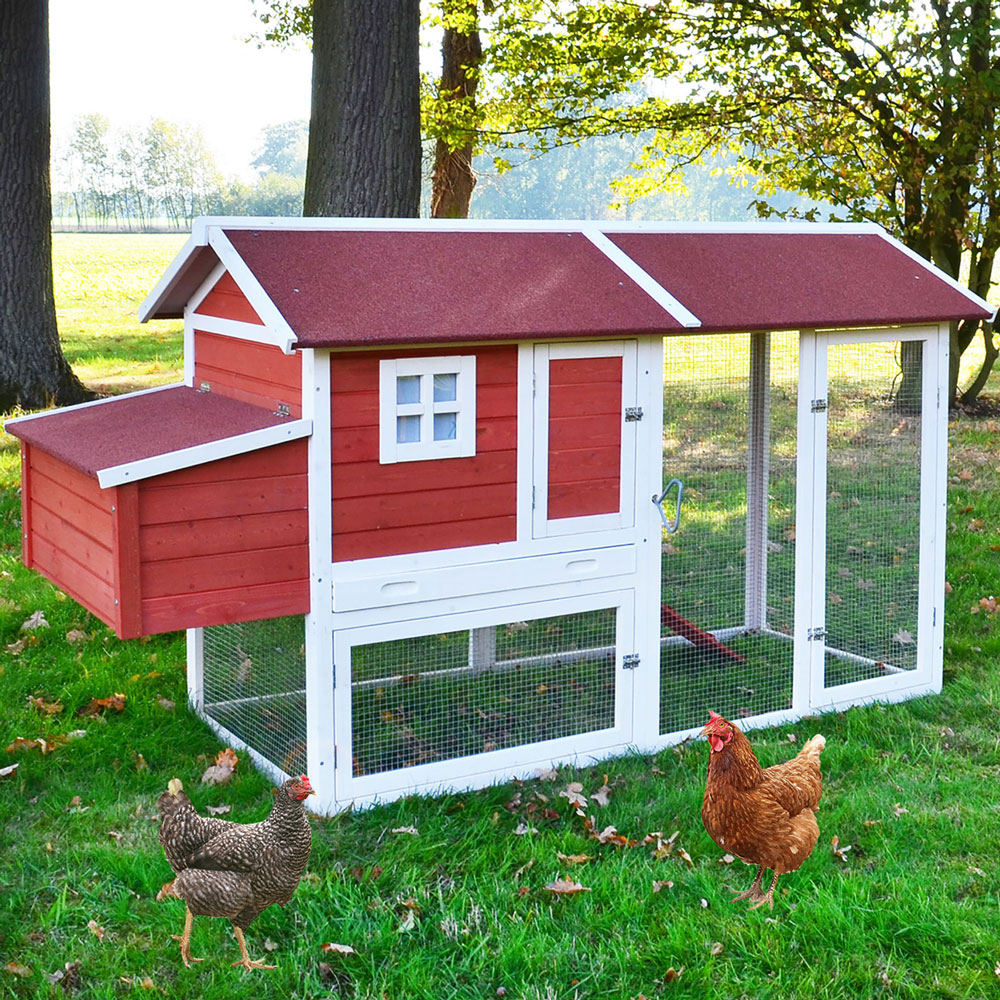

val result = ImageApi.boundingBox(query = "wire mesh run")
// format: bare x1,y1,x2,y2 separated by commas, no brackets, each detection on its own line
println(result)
823,340,921,686
350,608,618,775
202,616,307,777
659,333,798,735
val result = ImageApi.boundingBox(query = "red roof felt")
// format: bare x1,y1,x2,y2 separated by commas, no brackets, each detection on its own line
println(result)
224,228,687,346
6,386,293,479
607,231,992,332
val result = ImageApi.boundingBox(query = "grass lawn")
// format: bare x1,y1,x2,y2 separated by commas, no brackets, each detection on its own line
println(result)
1,235,1000,999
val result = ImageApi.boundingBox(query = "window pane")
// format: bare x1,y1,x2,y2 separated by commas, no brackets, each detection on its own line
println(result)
433,412,457,441
397,415,421,443
396,375,421,405
433,372,457,402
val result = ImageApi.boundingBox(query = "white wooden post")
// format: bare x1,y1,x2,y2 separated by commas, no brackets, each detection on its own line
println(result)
186,627,204,711
468,627,497,673
745,332,771,632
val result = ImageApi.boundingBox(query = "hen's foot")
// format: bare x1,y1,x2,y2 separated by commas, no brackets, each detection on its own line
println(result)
745,871,780,911
730,866,765,904
172,907,204,966
232,926,276,971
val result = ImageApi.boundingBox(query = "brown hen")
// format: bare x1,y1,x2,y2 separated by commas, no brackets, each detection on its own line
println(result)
156,775,313,970
701,711,825,910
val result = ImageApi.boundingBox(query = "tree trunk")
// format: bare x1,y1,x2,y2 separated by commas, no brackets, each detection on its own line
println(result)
431,6,482,219
304,0,421,218
0,0,93,410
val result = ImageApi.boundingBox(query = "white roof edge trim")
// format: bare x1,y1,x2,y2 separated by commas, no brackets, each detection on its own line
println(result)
3,383,182,430
95,418,313,488
873,230,997,320
582,227,701,328
184,214,888,236
138,232,207,323
206,228,299,351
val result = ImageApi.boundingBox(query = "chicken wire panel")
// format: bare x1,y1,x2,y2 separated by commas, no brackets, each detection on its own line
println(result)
823,341,922,687
202,616,307,777
659,334,796,736
350,608,618,775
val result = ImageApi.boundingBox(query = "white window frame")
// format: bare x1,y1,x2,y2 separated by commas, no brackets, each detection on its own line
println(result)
378,355,476,464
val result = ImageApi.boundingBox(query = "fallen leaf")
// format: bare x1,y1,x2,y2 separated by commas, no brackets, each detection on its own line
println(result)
652,880,674,892
106,830,123,841
831,835,852,862
134,754,147,772
536,767,559,781
397,909,416,932
391,825,419,836
514,821,538,835
892,629,914,645
717,853,735,865
201,747,238,784
320,943,357,955
980,596,998,613
27,695,63,715
47,961,81,989
557,852,592,864
663,967,683,982
676,847,693,867
65,630,89,645
710,942,724,956
263,938,278,952
76,693,126,717
21,610,50,631
544,878,591,895
591,784,612,808
559,782,588,810
157,697,175,711
205,803,231,816
87,919,105,940
4,961,33,977
893,803,909,818
0,762,18,779
5,737,41,754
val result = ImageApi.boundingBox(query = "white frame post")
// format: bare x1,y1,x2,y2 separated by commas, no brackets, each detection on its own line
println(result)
745,332,771,631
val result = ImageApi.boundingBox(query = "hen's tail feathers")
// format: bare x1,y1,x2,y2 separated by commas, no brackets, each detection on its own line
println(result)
156,879,180,902
802,734,826,757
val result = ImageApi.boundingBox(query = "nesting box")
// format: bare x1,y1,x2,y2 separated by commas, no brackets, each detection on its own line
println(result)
7,218,992,814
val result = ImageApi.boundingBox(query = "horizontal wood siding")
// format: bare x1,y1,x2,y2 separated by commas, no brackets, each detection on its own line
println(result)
193,330,303,416
24,446,118,626
331,345,518,561
548,356,622,519
136,439,310,632
193,270,264,324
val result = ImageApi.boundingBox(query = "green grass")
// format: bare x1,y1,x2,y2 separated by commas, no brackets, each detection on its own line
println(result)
2,235,1000,999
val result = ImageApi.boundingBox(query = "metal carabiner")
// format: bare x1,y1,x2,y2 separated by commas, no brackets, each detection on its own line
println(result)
652,478,684,533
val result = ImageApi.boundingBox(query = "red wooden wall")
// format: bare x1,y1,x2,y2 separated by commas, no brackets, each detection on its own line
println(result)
329,345,518,561
547,356,622,519
20,439,309,639
194,270,264,325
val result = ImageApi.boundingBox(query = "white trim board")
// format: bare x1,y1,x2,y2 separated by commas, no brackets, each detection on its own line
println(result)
95,418,313,488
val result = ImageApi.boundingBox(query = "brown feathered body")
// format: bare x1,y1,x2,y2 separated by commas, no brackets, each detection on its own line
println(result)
702,713,824,907
157,778,312,931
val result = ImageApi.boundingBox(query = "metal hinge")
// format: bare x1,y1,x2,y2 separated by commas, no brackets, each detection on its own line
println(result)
622,653,641,670
811,398,828,412
807,627,827,641
624,406,643,422
274,403,290,418
198,381,211,393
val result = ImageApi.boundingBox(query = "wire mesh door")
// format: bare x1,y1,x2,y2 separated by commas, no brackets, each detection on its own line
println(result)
659,334,798,738
807,330,942,706
334,591,635,805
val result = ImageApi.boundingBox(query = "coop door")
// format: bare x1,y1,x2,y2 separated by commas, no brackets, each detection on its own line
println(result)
532,341,638,537
799,329,946,709
332,591,636,808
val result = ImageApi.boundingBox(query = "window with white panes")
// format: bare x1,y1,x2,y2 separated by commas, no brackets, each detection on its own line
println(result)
378,356,477,463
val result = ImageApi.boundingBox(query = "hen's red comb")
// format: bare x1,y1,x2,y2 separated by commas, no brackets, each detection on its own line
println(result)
708,710,723,722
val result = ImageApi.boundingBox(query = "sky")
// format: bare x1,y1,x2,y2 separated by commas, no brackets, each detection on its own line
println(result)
49,0,313,180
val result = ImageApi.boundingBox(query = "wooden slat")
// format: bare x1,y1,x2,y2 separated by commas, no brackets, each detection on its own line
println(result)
140,543,309,599
193,271,264,324
30,470,113,544
548,383,621,418
138,473,308,525
549,356,623,386
141,579,310,635
32,535,116,624
548,415,622,448
30,503,115,585
332,416,517,465
20,443,33,567
112,483,143,638
29,449,110,508
193,363,303,417
332,450,517,499
335,515,516,562
139,510,309,563
335,482,516,534
194,330,299,386
150,439,307,488
548,480,620,517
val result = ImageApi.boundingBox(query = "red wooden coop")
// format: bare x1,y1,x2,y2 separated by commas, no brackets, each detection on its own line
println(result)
7,218,992,813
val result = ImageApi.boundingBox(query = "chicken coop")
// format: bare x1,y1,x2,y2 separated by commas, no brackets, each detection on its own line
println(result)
6,218,992,815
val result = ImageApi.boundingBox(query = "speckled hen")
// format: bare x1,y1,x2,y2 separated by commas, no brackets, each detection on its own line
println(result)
156,775,314,970
701,711,825,910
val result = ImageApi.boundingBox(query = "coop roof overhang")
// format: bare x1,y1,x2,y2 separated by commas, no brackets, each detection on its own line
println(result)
138,218,994,346
4,384,312,488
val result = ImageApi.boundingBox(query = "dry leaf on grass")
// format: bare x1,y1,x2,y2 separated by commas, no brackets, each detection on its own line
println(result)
831,835,852,862
87,919,105,940
47,962,81,989
201,747,238,784
661,967,683,982
590,783,612,808
320,943,357,955
205,803,231,816
157,697,175,711
65,630,89,645
514,821,538,835
893,803,909,818
559,781,588,810
0,763,18,779
710,942,724,956
557,852,592,864
76,693,126,718
27,695,63,716
397,909,416,932
717,853,735,865
4,961,33,978
652,880,674,892
21,610,50,631
391,825,419,836
544,877,591,895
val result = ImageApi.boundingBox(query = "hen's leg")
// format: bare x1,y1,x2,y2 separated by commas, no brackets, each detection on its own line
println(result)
171,907,204,967
231,925,277,971
730,865,765,903
747,870,781,911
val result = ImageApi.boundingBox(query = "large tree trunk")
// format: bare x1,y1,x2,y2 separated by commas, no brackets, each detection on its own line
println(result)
303,0,421,218
431,4,482,220
0,0,93,410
